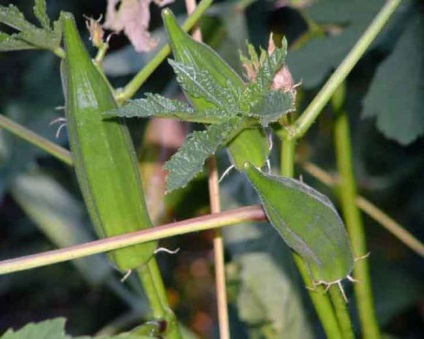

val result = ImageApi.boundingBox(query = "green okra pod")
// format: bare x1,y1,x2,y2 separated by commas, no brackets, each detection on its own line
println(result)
244,163,354,295
62,13,156,270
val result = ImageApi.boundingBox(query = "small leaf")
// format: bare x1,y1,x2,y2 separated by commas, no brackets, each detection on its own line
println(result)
0,4,35,32
1,318,69,339
0,3,62,52
240,39,287,91
0,32,35,51
34,0,50,29
17,28,60,51
244,163,354,284
1,317,142,338
164,119,240,192
169,59,241,115
107,93,227,124
248,90,294,126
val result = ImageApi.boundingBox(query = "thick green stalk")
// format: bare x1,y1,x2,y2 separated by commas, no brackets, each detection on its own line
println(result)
280,138,343,339
334,111,380,338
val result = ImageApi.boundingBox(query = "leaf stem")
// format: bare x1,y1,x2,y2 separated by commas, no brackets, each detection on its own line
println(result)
0,206,266,275
288,0,402,140
0,114,72,166
115,0,214,104
280,137,343,338
334,110,380,338
137,260,182,338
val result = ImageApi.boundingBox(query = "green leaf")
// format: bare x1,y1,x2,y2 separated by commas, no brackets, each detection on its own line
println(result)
34,0,50,29
362,10,424,145
244,163,354,284
1,317,143,339
240,39,287,91
248,90,294,126
107,93,226,124
168,59,242,115
0,3,61,52
0,32,36,51
164,119,240,192
0,4,36,32
16,28,60,51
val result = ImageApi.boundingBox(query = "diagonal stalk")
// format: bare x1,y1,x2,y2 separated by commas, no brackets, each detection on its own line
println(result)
285,0,403,140
0,114,72,166
0,206,266,275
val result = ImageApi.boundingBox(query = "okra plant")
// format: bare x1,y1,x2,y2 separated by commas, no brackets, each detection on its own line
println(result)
1,0,419,338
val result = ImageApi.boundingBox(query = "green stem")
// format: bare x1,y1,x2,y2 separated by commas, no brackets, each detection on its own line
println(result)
0,114,72,166
0,205,266,275
334,110,380,339
53,46,66,59
280,138,343,339
287,0,402,140
116,0,214,104
328,287,354,339
137,259,181,338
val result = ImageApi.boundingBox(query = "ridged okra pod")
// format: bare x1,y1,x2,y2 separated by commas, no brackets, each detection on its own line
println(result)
62,13,156,270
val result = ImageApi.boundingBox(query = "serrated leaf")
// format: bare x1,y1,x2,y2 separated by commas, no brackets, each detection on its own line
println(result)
256,41,287,90
169,59,241,115
34,0,50,29
0,3,61,52
17,28,60,51
164,119,240,192
362,10,424,145
0,32,36,51
244,163,354,284
248,90,294,126
240,39,287,91
0,4,36,32
1,317,143,339
107,93,227,124
2,318,69,339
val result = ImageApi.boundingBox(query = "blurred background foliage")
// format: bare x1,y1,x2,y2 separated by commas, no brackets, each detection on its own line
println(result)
0,0,423,337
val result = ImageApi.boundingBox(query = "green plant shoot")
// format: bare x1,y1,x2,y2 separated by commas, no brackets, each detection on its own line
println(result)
107,9,294,192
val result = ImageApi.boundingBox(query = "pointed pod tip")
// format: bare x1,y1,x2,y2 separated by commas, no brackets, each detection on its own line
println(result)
243,162,251,170
161,7,174,19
